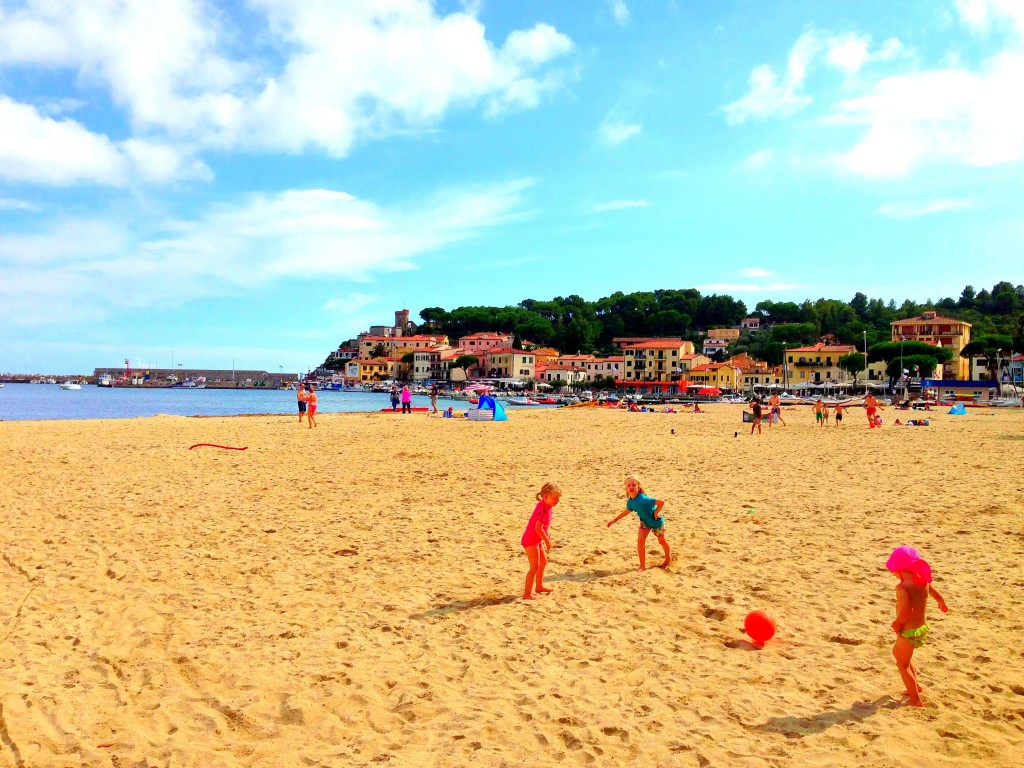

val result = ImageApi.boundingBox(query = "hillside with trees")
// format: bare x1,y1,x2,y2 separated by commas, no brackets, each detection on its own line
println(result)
416,281,1024,363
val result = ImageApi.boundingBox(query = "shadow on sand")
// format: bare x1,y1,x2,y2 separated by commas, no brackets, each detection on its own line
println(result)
749,696,900,738
410,567,629,619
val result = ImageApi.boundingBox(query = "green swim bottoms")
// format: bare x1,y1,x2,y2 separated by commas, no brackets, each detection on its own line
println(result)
901,624,929,648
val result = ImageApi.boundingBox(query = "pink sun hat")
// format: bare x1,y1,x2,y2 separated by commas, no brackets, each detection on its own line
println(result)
886,545,932,585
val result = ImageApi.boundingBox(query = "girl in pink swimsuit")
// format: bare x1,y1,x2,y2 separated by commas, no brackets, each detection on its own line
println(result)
521,482,562,600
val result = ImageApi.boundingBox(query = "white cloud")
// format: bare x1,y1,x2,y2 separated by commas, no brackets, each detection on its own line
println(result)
324,293,375,315
0,1,574,168
0,97,211,186
742,149,775,170
592,199,650,213
877,198,975,218
724,30,905,124
954,0,1024,34
0,180,532,327
599,118,642,145
832,54,1024,176
0,198,39,212
740,268,772,278
723,30,821,124
608,1,631,26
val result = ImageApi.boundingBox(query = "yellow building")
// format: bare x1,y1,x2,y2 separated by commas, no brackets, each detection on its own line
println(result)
687,363,738,389
482,348,536,380
785,344,857,385
621,339,697,382
891,311,972,380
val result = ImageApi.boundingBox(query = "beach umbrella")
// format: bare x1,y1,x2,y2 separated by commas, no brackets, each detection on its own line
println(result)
464,383,493,393
698,387,722,396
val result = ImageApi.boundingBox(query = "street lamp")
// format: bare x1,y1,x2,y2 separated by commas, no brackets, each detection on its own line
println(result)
862,331,868,391
899,335,906,397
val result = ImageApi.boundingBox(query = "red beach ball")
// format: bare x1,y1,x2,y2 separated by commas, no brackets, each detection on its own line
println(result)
744,610,776,644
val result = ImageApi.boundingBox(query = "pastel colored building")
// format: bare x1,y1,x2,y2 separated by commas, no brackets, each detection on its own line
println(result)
891,311,972,380
358,334,449,360
481,348,536,381
621,339,698,383
687,363,739,390
785,344,857,385
584,355,623,382
455,332,515,354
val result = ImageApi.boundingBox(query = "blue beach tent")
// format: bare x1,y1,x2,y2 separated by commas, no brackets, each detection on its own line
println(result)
947,402,967,415
477,395,508,421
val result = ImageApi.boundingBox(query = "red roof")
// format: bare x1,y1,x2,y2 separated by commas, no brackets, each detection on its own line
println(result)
625,339,690,349
787,344,856,353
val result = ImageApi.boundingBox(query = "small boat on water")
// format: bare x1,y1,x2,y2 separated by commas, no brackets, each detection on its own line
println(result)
59,380,82,390
508,398,544,406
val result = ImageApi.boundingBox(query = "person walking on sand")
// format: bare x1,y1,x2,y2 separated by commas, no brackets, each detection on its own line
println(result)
750,397,763,435
521,481,562,600
430,383,440,414
768,392,786,427
813,398,825,427
834,402,844,426
865,392,879,428
400,384,412,414
297,381,308,422
607,474,671,571
306,384,318,428
886,545,949,707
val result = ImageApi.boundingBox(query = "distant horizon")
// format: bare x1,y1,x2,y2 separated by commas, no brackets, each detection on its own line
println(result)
2,1,1022,374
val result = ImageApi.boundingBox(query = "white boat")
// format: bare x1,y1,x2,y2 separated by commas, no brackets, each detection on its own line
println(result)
97,374,114,387
990,395,1023,407
508,398,544,406
59,380,82,390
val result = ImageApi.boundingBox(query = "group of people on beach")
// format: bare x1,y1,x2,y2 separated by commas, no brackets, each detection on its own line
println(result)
748,392,884,434
521,474,949,708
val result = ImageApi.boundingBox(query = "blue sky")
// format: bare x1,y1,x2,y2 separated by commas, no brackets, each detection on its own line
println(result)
2,0,1023,375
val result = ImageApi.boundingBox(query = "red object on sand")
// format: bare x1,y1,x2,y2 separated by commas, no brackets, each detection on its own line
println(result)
188,444,248,450
744,610,776,644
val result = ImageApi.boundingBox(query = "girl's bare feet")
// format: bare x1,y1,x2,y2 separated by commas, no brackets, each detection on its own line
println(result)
522,594,538,601
536,587,553,594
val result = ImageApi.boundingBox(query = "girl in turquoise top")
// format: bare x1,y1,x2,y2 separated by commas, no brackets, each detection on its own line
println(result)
607,474,671,571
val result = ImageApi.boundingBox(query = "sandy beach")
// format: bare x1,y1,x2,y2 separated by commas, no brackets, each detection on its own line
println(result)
1,404,1022,767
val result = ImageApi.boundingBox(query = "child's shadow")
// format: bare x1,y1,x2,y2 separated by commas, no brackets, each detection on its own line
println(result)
411,595,517,619
750,696,899,738
549,567,632,584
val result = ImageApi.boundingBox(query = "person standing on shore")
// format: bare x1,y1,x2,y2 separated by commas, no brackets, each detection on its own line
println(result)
305,384,318,428
768,392,786,427
390,386,400,412
521,481,562,600
297,382,307,423
400,385,412,414
750,397,763,435
430,383,440,414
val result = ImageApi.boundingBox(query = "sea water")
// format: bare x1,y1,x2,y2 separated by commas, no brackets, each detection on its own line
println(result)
0,385,479,421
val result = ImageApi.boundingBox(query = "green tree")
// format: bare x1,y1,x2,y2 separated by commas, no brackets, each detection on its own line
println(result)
960,335,1013,393
838,353,866,384
452,355,478,371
